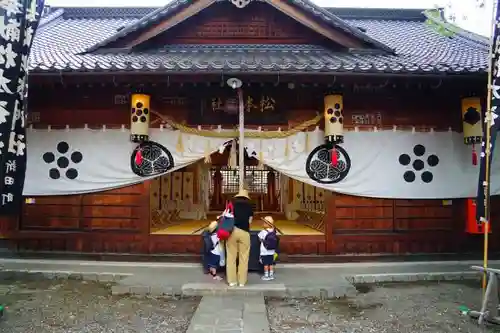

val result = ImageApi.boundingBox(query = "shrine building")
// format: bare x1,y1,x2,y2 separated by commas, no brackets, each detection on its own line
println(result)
2,1,496,259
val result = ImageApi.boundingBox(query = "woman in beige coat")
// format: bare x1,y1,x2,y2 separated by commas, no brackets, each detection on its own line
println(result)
225,189,253,287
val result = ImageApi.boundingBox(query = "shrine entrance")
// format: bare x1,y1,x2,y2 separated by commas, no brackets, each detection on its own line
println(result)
208,165,281,213
148,142,326,237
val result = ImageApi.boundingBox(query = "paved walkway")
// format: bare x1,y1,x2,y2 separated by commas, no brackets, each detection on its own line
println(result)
186,296,270,333
0,258,491,332
0,258,492,298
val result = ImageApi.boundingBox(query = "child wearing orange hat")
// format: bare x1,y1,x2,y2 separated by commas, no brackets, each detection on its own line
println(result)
258,216,278,281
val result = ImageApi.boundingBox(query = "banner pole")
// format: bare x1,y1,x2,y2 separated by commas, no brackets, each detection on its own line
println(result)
482,0,498,292
237,88,245,192
483,48,492,292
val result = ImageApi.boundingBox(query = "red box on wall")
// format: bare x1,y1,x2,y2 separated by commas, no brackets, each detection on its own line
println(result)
466,199,491,234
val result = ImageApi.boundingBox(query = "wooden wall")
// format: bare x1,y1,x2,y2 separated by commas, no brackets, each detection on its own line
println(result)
13,182,150,253
5,77,490,258
28,79,473,132
321,194,500,255
4,182,500,256
149,2,331,46
22,184,148,232
327,194,459,254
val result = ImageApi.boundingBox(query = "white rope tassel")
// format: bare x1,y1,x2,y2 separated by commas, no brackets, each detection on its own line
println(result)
176,131,184,153
285,139,290,158
305,131,310,153
204,140,211,164
257,139,265,170
229,139,237,168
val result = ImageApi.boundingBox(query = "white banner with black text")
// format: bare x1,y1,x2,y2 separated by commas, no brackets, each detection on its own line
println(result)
0,0,44,214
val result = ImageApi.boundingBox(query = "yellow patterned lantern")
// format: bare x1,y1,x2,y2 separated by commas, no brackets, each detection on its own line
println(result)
324,94,344,145
305,93,351,184
130,94,151,143
461,97,483,165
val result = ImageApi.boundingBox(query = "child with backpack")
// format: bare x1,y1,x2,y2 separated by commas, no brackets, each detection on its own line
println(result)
258,216,278,281
204,221,224,281
216,202,235,241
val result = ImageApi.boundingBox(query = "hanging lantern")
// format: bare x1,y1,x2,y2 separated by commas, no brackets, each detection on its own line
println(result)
130,94,151,143
461,97,483,166
324,94,344,144
324,94,344,166
305,93,351,184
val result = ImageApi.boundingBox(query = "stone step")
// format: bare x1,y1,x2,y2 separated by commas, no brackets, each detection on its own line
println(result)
182,283,287,297
111,279,357,299
186,295,270,333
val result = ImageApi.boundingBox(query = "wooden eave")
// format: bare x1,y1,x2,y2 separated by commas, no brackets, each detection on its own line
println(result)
89,0,394,54
124,0,217,49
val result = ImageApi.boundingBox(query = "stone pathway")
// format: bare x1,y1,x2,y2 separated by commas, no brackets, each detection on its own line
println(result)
186,295,270,333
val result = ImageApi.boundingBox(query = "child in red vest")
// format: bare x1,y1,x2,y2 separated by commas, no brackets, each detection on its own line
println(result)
206,221,224,281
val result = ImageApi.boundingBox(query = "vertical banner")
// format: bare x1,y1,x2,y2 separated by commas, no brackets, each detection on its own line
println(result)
476,0,500,225
0,0,44,215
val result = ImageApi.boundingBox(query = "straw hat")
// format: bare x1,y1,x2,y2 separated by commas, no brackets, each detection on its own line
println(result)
261,216,274,226
235,188,250,199
207,221,218,233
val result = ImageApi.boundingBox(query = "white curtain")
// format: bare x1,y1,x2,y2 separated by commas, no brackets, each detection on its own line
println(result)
23,128,228,196
25,127,500,200
244,130,500,199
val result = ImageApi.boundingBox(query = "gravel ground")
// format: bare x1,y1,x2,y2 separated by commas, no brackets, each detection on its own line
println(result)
0,278,200,333
267,281,495,333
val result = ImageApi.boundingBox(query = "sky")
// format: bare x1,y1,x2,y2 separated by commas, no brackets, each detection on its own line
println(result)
45,0,494,37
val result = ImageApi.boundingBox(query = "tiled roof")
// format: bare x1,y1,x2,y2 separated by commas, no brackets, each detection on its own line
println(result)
29,6,489,75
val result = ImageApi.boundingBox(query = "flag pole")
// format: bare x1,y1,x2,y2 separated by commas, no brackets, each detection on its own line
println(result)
238,88,245,192
226,77,244,191
483,85,491,293
482,0,498,292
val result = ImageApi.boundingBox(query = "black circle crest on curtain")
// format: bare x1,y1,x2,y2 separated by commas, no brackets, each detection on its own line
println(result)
130,141,174,177
305,144,351,184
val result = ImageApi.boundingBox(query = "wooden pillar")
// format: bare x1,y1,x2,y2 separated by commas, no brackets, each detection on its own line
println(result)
140,180,151,253
452,198,468,253
211,168,222,208
288,177,294,204
141,180,151,234
266,171,276,210
324,191,335,254
192,164,199,204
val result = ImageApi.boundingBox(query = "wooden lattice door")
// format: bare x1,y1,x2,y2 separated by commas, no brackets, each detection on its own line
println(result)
209,166,280,212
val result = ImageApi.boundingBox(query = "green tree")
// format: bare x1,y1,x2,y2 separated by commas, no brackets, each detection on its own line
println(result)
427,0,492,37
